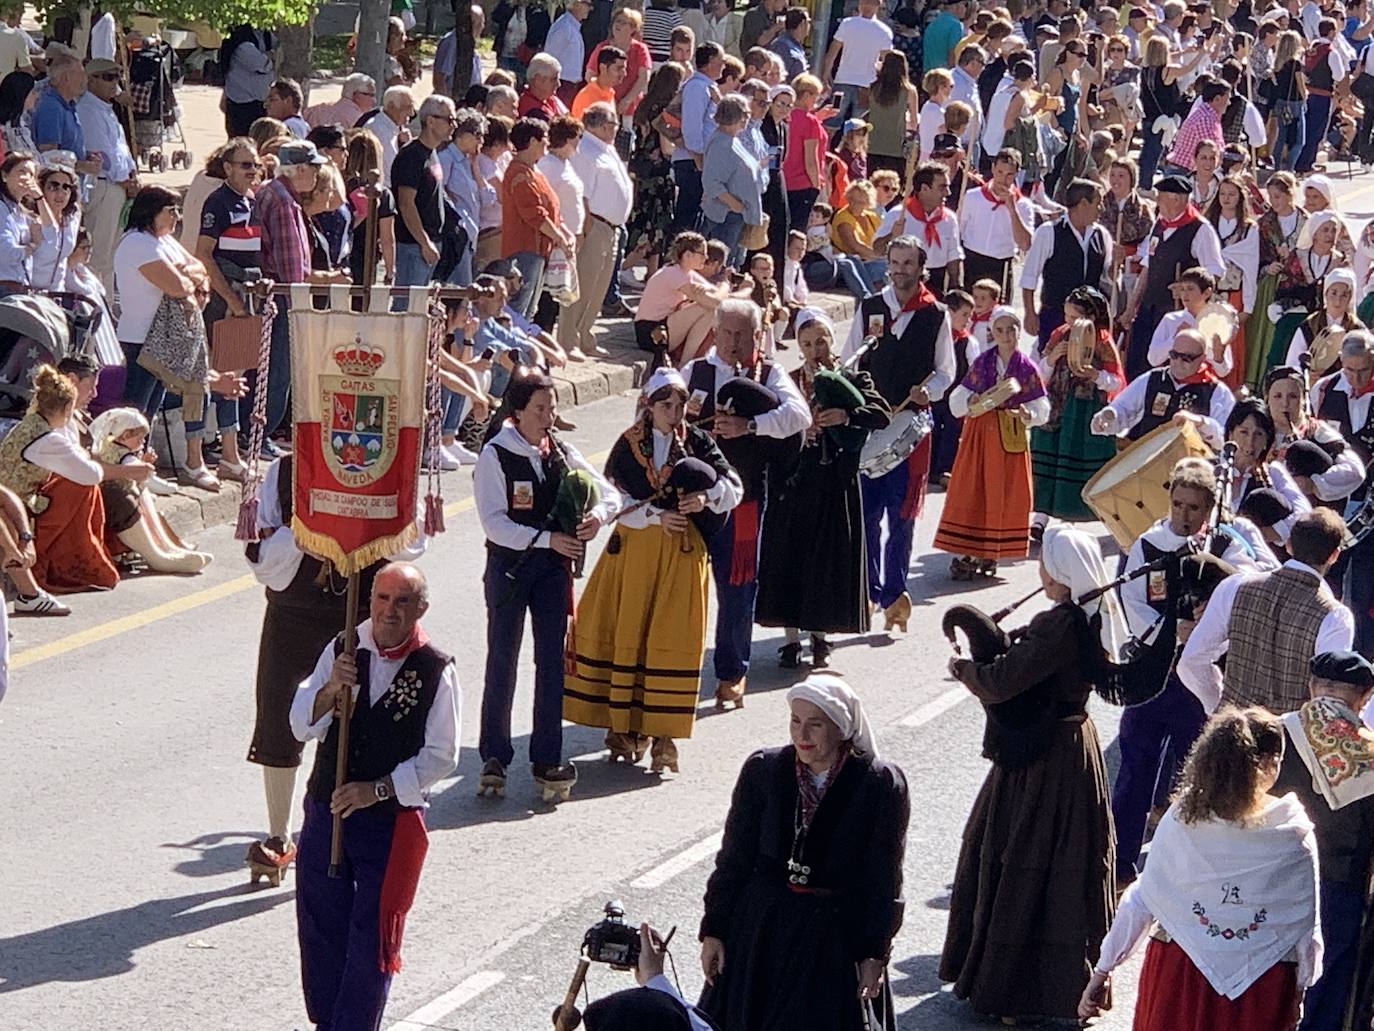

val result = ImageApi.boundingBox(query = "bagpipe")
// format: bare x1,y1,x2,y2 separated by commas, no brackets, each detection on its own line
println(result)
503,432,602,583
611,455,724,552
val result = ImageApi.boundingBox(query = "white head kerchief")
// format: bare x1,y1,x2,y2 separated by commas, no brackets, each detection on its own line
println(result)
793,306,834,337
641,366,687,399
1324,266,1357,300
1297,208,1347,251
786,674,879,759
87,406,150,453
1042,524,1130,660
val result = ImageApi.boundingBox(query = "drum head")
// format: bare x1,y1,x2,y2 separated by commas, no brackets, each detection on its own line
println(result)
1081,421,1211,549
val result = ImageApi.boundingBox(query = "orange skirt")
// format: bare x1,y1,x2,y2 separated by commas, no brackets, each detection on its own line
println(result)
933,410,1032,560
1222,288,1247,391
33,475,119,593
1133,938,1298,1031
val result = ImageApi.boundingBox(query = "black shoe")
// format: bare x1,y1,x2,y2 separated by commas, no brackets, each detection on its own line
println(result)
810,635,833,668
1030,524,1045,546
778,642,802,669
600,299,634,319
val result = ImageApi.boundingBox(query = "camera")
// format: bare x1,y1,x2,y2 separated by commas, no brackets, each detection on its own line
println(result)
582,900,641,968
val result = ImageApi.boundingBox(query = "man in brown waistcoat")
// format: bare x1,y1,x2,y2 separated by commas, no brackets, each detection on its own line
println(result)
1178,509,1355,714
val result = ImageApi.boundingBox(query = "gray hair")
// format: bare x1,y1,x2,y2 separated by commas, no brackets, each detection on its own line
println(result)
886,233,928,266
377,560,430,606
343,73,377,101
487,84,518,107
581,101,618,131
716,297,764,333
714,93,750,127
382,84,415,113
528,53,562,81
1342,329,1374,360
418,94,456,123
454,106,488,138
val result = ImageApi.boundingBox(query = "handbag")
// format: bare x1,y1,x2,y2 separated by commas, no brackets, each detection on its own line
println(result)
544,246,579,305
210,313,265,372
740,213,769,251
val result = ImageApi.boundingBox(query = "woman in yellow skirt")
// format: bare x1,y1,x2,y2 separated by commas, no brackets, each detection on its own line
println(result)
563,368,742,773
934,306,1050,579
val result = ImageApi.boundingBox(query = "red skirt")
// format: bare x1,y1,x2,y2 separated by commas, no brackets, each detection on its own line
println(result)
933,410,1032,560
1134,938,1298,1031
33,475,119,593
1222,288,1247,391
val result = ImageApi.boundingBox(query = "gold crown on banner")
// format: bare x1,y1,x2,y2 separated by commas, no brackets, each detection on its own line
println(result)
334,337,386,376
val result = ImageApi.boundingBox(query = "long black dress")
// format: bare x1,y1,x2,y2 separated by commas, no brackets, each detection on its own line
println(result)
698,746,910,1031
755,367,889,633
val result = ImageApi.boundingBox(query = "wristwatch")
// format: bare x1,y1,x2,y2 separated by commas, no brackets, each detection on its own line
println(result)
373,780,391,802
16,530,33,543
746,418,759,435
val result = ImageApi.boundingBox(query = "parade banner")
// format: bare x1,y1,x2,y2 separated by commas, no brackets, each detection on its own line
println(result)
289,296,428,574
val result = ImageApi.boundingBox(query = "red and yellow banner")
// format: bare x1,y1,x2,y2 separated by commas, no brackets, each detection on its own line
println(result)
289,300,428,574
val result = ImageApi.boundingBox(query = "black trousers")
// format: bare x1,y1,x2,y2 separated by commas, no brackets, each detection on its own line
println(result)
962,249,1013,300
225,99,265,138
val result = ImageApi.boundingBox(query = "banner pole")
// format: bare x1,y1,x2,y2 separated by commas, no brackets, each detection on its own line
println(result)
328,569,363,878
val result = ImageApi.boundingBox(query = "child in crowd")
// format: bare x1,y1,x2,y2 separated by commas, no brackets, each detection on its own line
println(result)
931,289,977,487
702,240,734,287
968,278,1002,351
837,118,870,181
783,230,809,307
919,68,952,161
747,252,791,354
802,202,879,299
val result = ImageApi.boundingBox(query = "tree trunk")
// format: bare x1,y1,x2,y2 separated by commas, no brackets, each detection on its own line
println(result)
453,0,475,97
276,14,317,104
356,0,392,98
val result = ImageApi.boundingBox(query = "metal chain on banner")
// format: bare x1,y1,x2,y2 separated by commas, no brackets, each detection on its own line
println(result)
422,299,447,536
234,295,279,542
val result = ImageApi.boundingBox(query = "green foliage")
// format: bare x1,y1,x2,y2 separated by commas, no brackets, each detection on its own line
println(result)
31,0,315,32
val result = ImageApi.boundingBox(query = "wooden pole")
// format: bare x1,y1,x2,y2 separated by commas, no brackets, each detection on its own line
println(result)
328,569,363,877
552,958,590,1031
362,170,381,292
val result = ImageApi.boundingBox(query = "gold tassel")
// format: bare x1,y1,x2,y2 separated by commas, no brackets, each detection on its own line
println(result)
291,518,419,577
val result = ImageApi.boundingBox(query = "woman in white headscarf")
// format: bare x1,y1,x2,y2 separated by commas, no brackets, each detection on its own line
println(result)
1268,209,1351,372
939,524,1118,1024
563,367,742,774
699,673,909,1031
1285,266,1363,379
756,307,890,668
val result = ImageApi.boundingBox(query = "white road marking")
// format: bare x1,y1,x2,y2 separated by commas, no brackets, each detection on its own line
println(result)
630,831,724,889
389,970,506,1027
899,687,970,727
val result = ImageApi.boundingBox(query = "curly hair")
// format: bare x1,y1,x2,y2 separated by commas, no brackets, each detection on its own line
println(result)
1174,707,1284,824
30,363,76,418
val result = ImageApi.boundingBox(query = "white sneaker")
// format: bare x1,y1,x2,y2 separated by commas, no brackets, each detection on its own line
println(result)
147,475,178,496
618,270,643,291
445,442,479,466
13,589,70,616
423,449,461,472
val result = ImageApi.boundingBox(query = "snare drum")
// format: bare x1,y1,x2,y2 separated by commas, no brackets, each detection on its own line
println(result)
859,408,933,478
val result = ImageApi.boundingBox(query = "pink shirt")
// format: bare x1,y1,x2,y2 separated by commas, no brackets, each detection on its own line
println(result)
637,264,712,322
782,108,825,192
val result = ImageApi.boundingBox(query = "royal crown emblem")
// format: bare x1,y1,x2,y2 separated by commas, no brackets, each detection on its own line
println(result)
320,336,399,487
334,337,386,377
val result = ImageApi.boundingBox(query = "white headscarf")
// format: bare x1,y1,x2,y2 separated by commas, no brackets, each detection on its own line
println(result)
1301,174,1335,210
1324,266,1357,301
990,304,1020,329
1297,208,1348,251
1041,524,1130,660
786,674,879,759
87,406,150,454
794,306,834,338
641,367,687,400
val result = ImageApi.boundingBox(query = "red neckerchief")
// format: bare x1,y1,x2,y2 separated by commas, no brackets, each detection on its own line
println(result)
1174,365,1216,387
979,183,1021,210
1159,202,1201,232
969,308,993,326
900,283,939,313
376,622,430,660
1352,376,1374,399
904,195,946,248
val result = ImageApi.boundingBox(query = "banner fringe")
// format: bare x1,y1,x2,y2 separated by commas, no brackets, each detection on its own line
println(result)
290,517,419,577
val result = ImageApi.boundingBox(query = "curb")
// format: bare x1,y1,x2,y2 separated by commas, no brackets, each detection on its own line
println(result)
154,290,860,540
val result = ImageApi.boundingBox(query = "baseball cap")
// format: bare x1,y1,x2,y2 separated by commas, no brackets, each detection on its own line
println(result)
843,117,872,134
85,58,119,75
931,132,961,154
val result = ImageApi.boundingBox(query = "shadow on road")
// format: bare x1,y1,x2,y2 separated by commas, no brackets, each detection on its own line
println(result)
0,886,292,993
161,831,268,878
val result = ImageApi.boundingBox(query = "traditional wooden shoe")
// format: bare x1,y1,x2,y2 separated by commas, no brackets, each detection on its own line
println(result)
778,642,803,669
649,736,679,774
245,836,296,888
976,558,998,578
533,762,578,803
950,555,977,581
476,758,507,798
605,731,646,764
883,593,912,632
715,677,746,710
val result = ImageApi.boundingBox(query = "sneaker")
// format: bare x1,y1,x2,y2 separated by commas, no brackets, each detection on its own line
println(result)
177,465,221,492
618,270,643,291
423,449,461,472
13,589,70,616
444,441,479,466
146,475,178,496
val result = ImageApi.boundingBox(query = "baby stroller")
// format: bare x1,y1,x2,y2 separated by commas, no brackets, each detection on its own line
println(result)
129,38,192,172
0,292,100,417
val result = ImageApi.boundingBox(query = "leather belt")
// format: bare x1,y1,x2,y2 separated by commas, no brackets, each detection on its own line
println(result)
477,226,500,239
588,211,623,230
0,280,29,291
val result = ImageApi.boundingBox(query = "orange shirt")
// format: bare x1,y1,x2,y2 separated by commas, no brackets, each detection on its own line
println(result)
500,158,562,259
571,80,616,119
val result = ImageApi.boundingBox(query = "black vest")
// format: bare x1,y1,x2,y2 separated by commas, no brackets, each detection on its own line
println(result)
1317,379,1374,465
1128,368,1220,440
1307,42,1335,91
488,439,568,556
1141,218,1204,313
1040,219,1108,310
685,358,779,501
856,291,941,408
306,641,452,812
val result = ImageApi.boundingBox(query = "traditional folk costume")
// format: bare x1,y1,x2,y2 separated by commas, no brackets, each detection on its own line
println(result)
1019,214,1113,348
888,195,962,295
290,619,460,1031
1147,300,1240,380
1212,211,1259,389
1094,795,1319,1029
681,347,810,698
1031,321,1122,521
844,282,956,623
934,328,1049,569
942,526,1123,1021
756,319,891,654
929,325,980,483
0,410,118,593
1096,362,1236,449
1100,187,1154,318
958,181,1035,300
1284,268,1363,380
244,456,425,877
699,676,909,1031
1273,654,1374,1031
474,422,620,792
1245,204,1309,388
1269,237,1350,378
563,369,742,768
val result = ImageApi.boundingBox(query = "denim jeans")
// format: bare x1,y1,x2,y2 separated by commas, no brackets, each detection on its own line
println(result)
1273,100,1306,171
702,211,745,268
1138,125,1164,189
241,297,293,440
670,160,703,237
121,341,166,419
508,251,547,319
442,387,467,434
174,394,240,440
835,255,875,297
861,258,888,289
602,225,626,307
394,241,436,287
1297,92,1332,171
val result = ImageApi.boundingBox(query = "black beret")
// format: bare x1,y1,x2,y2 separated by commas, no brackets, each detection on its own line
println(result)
716,377,780,419
1155,174,1193,195
1180,551,1237,603
1285,438,1335,477
1310,650,1374,688
665,455,718,493
1237,487,1294,529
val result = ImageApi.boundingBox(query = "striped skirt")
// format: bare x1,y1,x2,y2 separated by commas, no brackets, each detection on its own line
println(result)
934,411,1033,560
1031,394,1116,522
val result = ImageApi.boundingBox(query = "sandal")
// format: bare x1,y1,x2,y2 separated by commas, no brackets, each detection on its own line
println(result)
178,465,221,492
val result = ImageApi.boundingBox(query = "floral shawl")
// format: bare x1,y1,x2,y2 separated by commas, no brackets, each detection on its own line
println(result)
961,346,1047,410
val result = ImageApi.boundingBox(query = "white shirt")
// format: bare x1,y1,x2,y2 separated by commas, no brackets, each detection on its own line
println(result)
1138,217,1227,280
1233,461,1311,543
831,14,893,86
0,25,32,80
367,112,405,190
1018,218,1114,294
1311,372,1374,440
1277,417,1367,502
680,349,812,437
474,424,622,552
536,151,585,235
1301,0,1324,39
617,427,742,529
113,231,194,343
782,258,807,305
1287,313,1357,369
22,420,101,486
1097,368,1236,448
1177,560,1355,712
982,78,1017,155
917,99,944,161
948,353,1051,424
76,91,135,183
569,133,632,227
881,205,962,269
1120,518,1257,641
842,285,958,401
951,65,982,156
476,152,509,230
90,12,116,61
1147,306,1235,378
544,12,586,84
290,620,460,808
960,185,1035,260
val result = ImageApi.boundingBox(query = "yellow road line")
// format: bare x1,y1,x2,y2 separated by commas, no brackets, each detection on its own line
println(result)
10,449,609,670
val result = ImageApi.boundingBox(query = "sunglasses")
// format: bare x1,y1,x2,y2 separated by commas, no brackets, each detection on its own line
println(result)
44,180,73,192
229,160,263,170
1169,350,1204,362
94,71,120,81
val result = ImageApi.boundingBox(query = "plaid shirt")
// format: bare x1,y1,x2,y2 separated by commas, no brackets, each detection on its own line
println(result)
1166,102,1225,172
252,177,310,285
